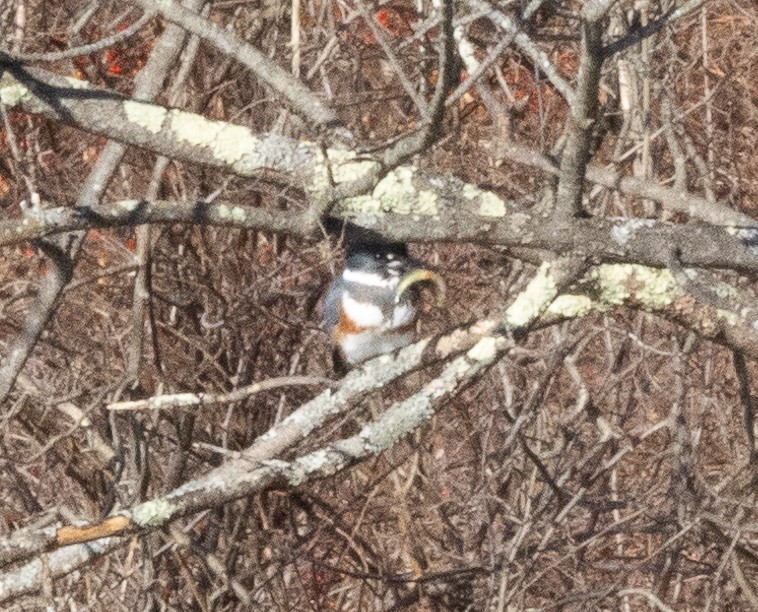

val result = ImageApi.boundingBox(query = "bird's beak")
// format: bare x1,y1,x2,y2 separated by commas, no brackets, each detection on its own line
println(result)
395,266,445,306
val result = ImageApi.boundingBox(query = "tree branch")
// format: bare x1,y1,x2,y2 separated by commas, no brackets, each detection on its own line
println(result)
0,259,584,575
0,0,207,407
2,198,758,276
471,0,575,106
3,65,753,229
127,0,343,134
554,20,604,220
1,12,152,62
2,256,758,587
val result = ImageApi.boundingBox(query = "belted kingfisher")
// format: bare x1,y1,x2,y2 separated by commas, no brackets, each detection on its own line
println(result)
323,242,444,368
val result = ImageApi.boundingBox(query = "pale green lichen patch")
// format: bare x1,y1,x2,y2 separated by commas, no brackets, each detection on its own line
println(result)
216,204,231,219
0,81,31,107
548,294,594,318
593,265,633,305
467,336,499,362
124,100,166,134
117,199,141,212
715,309,738,326
372,166,417,214
462,184,479,200
327,148,380,184
130,499,174,527
417,189,439,215
594,264,678,309
338,194,378,215
214,204,248,224
230,206,247,223
479,192,506,217
308,146,380,195
168,109,258,168
337,165,437,216
463,183,506,217
505,262,557,327
297,449,331,478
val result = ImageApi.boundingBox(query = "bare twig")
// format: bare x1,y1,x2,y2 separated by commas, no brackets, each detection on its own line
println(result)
446,0,546,109
3,12,152,62
127,0,342,133
353,0,427,115
733,350,758,462
330,0,455,201
603,0,709,58
0,0,207,407
470,0,575,106
107,376,334,411
126,5,207,384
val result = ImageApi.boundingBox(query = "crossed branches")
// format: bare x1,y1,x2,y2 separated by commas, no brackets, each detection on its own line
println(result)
0,0,755,605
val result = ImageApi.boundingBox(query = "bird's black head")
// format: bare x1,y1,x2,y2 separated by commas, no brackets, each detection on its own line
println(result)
346,240,407,259
344,242,411,275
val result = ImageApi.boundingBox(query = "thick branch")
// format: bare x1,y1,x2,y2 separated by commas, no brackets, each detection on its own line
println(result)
0,321,506,572
2,199,757,276
0,260,583,574
2,66,753,230
554,20,604,220
0,537,124,602
0,269,562,596
0,65,318,189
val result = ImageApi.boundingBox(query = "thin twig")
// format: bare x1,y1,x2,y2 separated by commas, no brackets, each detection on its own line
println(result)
127,0,342,132
107,376,335,411
3,12,152,62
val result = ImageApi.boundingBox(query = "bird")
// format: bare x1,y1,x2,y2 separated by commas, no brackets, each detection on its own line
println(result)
323,242,444,370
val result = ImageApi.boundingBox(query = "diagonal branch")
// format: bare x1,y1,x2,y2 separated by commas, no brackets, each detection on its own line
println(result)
127,0,343,134
446,0,547,109
469,0,576,106
0,0,206,406
2,257,758,590
0,260,583,575
0,325,506,571
331,0,456,202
